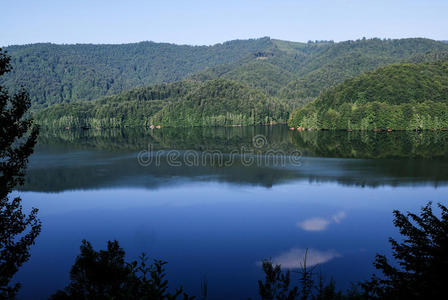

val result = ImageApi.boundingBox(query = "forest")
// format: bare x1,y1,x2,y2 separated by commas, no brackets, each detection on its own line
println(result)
0,38,273,108
35,79,290,128
288,61,448,130
35,81,199,128
149,79,290,127
3,37,448,129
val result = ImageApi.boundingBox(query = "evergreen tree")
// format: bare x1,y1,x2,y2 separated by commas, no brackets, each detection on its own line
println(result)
362,202,448,300
51,240,193,300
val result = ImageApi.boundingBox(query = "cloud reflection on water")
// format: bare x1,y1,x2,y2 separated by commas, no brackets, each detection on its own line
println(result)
297,211,346,232
266,248,340,269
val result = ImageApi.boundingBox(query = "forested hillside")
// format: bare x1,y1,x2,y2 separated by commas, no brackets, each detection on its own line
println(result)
0,38,272,108
5,37,448,130
150,79,289,127
191,38,448,101
188,40,331,97
288,60,448,130
35,79,290,128
3,37,448,110
35,81,199,128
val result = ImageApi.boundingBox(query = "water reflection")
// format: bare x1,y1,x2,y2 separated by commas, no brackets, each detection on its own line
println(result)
16,179,448,299
15,126,448,299
297,212,346,232
21,126,448,192
268,248,340,269
37,126,448,159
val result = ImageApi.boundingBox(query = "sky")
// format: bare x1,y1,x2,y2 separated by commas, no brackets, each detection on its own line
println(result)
1,0,447,46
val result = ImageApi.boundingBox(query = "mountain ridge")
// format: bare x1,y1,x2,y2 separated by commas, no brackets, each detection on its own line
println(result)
5,37,448,130
3,37,448,109
288,60,448,130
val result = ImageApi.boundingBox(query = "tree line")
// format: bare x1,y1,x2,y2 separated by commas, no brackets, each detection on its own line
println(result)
35,79,291,128
289,61,448,130
2,37,448,111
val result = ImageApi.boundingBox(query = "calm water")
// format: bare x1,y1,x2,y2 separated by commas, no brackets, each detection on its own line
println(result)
14,126,448,299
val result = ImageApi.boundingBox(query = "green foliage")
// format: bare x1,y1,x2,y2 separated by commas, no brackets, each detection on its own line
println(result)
51,240,193,300
279,38,448,100
150,79,290,127
289,61,448,130
3,37,447,112
190,38,448,108
0,38,273,108
189,42,312,97
37,79,291,128
407,50,448,63
6,37,448,130
215,60,295,96
35,81,199,128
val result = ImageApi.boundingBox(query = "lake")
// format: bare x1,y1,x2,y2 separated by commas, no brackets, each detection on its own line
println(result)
14,126,448,299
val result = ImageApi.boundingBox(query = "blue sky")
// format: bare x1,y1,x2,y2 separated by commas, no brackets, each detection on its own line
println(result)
1,0,447,46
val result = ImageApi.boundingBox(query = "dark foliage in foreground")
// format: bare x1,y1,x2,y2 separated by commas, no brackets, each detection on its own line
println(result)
50,202,448,299
51,240,193,300
0,48,41,298
257,260,299,300
257,258,362,300
259,202,448,300
362,202,448,299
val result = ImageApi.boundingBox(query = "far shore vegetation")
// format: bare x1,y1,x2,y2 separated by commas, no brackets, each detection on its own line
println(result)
2,37,447,131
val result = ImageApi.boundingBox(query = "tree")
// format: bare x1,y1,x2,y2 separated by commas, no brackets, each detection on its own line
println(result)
258,260,299,300
51,240,193,300
0,48,41,298
363,202,448,299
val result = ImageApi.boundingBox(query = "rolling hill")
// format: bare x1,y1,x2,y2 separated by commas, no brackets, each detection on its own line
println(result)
35,81,199,128
5,37,448,130
35,79,290,128
1,38,273,108
288,60,448,130
150,79,289,127
191,38,448,101
3,37,448,111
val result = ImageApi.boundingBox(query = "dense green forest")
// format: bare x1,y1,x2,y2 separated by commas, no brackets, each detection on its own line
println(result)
35,81,199,128
35,79,290,128
2,37,448,110
5,37,448,129
191,38,448,101
0,38,273,108
150,79,289,127
277,38,448,99
289,60,448,130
